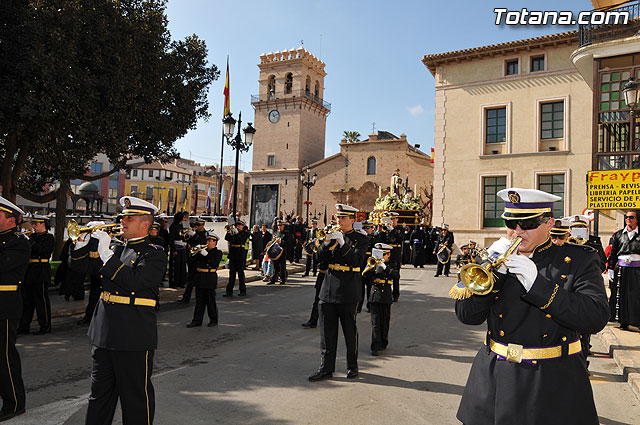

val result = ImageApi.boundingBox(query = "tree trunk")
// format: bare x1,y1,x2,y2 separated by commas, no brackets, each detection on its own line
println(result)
53,181,69,260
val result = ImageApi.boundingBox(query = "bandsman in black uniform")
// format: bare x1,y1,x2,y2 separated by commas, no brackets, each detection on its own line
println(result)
450,188,609,425
366,243,399,356
224,219,250,297
149,222,165,250
550,218,571,246
607,209,640,329
468,240,479,264
358,220,376,313
454,244,471,269
268,221,289,285
19,215,53,335
70,197,166,425
386,212,403,302
433,223,454,277
178,219,208,303
565,214,607,272
188,232,223,328
168,212,188,288
302,220,320,277
308,204,368,381
0,197,27,421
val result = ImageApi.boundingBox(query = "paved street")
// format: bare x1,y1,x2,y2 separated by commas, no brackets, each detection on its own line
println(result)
11,265,640,424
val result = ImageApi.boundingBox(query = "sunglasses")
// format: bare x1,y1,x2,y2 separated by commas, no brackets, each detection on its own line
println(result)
504,216,549,230
625,216,637,220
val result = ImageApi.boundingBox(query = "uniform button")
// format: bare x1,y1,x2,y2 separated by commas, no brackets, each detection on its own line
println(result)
532,360,537,365
495,296,499,300
498,314,503,318
499,330,505,337
488,331,492,335
543,334,548,338
545,314,551,318
562,336,567,341
131,292,135,295
100,275,103,278
564,257,571,263
560,275,567,280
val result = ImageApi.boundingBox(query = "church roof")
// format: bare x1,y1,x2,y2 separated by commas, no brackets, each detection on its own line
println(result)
361,131,398,142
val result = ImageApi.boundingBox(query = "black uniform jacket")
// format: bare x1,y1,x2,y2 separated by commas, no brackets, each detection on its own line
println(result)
70,235,167,351
149,235,165,251
194,248,223,289
369,263,399,304
187,230,208,251
454,239,609,425
316,229,368,304
0,227,30,319
225,229,249,262
608,228,640,269
435,231,454,251
25,231,54,284
387,226,404,261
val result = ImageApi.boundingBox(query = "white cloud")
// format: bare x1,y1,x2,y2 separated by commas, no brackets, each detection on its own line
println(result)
408,105,425,117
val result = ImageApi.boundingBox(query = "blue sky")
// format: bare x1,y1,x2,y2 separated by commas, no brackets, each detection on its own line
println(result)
166,0,589,170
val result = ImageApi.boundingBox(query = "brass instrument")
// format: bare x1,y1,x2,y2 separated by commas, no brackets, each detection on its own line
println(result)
316,225,342,241
567,236,586,245
67,219,119,243
458,237,522,296
380,217,394,231
362,256,384,275
225,224,236,232
21,222,33,237
189,244,208,255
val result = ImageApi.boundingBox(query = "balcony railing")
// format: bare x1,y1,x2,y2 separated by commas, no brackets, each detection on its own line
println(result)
579,1,640,47
251,89,331,111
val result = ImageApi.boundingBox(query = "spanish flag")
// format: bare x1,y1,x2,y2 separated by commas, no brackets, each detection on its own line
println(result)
223,56,230,116
430,147,434,164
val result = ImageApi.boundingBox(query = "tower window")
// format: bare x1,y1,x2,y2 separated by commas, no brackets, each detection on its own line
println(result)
268,75,276,100
267,155,275,166
314,81,319,98
305,76,311,95
285,73,293,94
367,157,376,175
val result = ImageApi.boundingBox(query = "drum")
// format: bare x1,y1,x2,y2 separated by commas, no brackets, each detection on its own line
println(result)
303,240,316,256
436,244,451,264
267,241,284,260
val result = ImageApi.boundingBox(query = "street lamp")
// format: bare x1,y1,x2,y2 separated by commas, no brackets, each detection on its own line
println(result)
623,77,640,109
300,166,317,225
222,111,255,221
154,177,166,208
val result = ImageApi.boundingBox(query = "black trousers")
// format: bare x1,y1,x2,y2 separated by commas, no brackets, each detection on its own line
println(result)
436,259,451,276
308,273,324,325
19,282,50,331
305,253,317,274
319,302,358,373
270,256,287,284
182,257,197,300
294,243,302,262
84,274,102,321
86,346,154,425
0,319,25,415
370,302,391,351
226,261,246,295
169,249,187,288
192,288,218,325
357,274,373,312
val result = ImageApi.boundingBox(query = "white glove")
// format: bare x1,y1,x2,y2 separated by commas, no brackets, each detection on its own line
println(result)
487,237,512,256
608,269,615,282
231,228,239,235
200,248,208,256
187,230,195,237
73,236,90,249
375,263,387,273
93,230,114,263
327,231,345,246
505,254,538,292
86,221,105,227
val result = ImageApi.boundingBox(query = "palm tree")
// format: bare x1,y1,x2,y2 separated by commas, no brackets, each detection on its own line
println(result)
343,131,361,143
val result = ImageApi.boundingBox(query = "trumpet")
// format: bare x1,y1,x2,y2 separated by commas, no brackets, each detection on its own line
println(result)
458,237,522,296
21,222,34,237
189,244,208,255
316,225,342,241
67,219,119,243
567,236,586,245
225,224,236,232
362,256,384,275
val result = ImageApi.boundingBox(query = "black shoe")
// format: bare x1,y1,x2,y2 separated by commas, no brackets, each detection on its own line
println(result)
77,317,91,325
434,274,440,277
267,281,275,285
222,293,233,297
301,322,317,329
371,350,379,356
620,324,629,330
186,321,201,328
238,292,247,296
279,281,286,285
308,370,333,382
445,274,449,277
177,298,190,304
313,273,317,276
346,369,359,379
32,327,50,335
0,408,25,422
392,296,399,303
302,273,309,277
207,322,218,327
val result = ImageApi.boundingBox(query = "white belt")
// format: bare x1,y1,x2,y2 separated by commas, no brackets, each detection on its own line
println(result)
619,254,640,262
175,241,186,247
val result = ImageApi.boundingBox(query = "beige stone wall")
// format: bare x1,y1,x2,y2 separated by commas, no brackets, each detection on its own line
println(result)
431,42,609,248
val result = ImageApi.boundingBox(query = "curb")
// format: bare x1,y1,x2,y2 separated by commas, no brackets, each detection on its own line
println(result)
596,326,640,401
50,263,306,319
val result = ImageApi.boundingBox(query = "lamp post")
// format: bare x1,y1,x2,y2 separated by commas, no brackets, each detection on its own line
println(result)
300,167,317,225
154,177,166,209
176,176,190,212
222,112,255,221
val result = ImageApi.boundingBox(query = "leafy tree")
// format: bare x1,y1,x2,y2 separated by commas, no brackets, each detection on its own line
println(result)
343,131,361,143
0,0,218,256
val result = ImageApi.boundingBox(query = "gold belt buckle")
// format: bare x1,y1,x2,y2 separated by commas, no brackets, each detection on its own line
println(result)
506,343,523,363
101,292,110,303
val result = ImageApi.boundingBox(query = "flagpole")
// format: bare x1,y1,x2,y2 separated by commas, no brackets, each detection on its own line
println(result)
218,55,230,217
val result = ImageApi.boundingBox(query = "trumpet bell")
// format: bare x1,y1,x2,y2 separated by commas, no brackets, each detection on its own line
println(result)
67,219,81,243
459,263,495,296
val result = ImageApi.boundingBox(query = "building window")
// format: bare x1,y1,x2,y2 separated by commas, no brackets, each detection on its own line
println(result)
505,59,518,76
538,174,565,217
305,76,311,95
130,185,138,197
285,73,293,94
267,155,275,166
600,69,631,111
268,75,276,100
168,188,174,202
146,186,154,202
367,157,376,175
148,170,154,178
167,172,173,180
90,162,103,175
486,108,506,144
483,176,507,227
314,81,320,97
133,169,138,177
540,101,564,140
108,188,118,205
531,55,545,72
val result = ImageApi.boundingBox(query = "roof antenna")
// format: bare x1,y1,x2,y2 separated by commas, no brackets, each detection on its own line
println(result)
372,122,376,134
319,34,323,60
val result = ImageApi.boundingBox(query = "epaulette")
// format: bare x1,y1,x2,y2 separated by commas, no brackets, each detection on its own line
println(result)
149,243,162,250
449,281,473,300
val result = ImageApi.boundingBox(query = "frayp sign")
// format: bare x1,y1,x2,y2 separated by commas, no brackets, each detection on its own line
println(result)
588,170,640,209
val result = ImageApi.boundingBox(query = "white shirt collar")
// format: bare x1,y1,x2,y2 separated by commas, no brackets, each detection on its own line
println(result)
624,227,638,240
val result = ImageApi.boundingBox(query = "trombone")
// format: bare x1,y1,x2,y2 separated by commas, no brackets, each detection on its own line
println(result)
189,244,208,255
362,256,384,275
458,237,522,296
67,219,119,243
